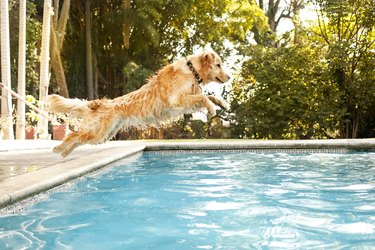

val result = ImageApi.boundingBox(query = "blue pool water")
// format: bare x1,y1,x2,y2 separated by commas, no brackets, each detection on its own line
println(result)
1,151,375,249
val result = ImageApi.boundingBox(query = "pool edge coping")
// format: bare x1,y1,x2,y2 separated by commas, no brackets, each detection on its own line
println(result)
0,144,145,210
144,139,375,151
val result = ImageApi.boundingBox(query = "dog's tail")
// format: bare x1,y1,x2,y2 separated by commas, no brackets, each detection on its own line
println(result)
48,94,91,116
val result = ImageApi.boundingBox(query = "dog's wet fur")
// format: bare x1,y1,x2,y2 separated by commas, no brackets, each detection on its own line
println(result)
48,51,230,157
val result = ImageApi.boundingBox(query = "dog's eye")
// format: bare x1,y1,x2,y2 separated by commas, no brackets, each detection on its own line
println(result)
216,64,221,68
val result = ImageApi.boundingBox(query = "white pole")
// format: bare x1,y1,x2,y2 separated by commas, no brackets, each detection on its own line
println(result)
0,0,15,140
37,0,53,139
16,0,27,139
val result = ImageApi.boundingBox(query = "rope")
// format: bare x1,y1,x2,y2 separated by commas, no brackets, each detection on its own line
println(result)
0,81,52,121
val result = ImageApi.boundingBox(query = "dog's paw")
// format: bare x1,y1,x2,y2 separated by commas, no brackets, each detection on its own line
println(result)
53,145,63,153
60,146,75,158
207,107,217,117
61,151,69,158
221,101,230,111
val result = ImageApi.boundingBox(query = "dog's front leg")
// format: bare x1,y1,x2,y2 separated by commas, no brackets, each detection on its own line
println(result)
176,95,216,116
207,95,230,111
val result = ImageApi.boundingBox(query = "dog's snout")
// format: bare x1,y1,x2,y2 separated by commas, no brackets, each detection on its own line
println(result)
224,74,230,82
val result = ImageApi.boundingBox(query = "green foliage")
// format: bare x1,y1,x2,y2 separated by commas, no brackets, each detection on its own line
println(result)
224,0,269,44
230,44,344,139
311,0,375,137
61,0,269,98
6,0,375,139
25,95,39,126
227,0,375,139
9,1,42,96
123,61,153,93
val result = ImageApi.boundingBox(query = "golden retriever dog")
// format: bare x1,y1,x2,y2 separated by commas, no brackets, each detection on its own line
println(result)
48,51,230,157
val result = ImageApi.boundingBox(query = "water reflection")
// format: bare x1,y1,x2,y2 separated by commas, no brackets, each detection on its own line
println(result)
1,151,375,249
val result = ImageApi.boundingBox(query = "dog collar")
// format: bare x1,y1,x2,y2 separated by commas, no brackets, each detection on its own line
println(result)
186,60,203,84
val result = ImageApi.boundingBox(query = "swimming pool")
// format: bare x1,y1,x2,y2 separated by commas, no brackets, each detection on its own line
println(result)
1,151,375,249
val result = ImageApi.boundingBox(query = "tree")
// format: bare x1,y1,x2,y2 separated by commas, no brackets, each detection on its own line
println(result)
85,0,94,100
9,2,42,97
252,0,306,46
206,0,268,48
16,0,27,139
37,0,53,138
311,0,375,138
290,0,305,44
229,0,375,139
1,0,15,140
64,0,211,98
123,0,130,51
230,44,342,139
50,0,71,98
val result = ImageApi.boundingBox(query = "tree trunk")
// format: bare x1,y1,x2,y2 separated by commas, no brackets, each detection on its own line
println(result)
53,0,59,25
85,0,94,100
93,53,98,99
292,0,302,44
123,0,131,49
352,116,359,139
50,0,70,97
0,0,15,140
57,0,70,51
37,0,53,139
335,68,351,139
258,0,264,9
16,0,27,139
253,0,282,47
267,0,277,32
50,21,69,97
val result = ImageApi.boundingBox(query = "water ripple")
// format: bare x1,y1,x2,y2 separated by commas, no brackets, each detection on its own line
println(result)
1,151,375,249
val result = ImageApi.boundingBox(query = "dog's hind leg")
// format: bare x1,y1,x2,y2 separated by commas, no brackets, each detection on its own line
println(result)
60,131,95,157
53,135,74,154
53,131,92,157
58,116,124,157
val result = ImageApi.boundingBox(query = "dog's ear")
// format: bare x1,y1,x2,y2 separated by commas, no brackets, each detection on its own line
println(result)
201,52,216,66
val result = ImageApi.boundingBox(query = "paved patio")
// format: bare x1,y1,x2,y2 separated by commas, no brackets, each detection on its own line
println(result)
0,139,374,209
0,140,146,210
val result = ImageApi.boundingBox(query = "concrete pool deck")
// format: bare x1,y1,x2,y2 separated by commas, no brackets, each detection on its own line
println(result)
0,139,375,209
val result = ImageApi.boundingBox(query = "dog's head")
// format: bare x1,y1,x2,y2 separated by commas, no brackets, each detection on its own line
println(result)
199,51,230,85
